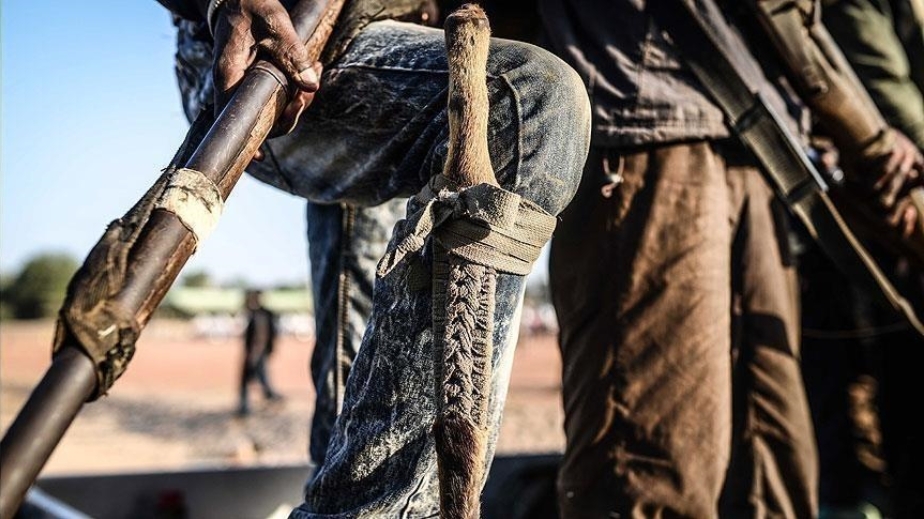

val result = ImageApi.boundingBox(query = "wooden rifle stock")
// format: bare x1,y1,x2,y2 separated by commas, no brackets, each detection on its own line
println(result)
0,1,344,517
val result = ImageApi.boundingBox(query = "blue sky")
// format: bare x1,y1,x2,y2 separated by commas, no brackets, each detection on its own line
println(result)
1,1,311,288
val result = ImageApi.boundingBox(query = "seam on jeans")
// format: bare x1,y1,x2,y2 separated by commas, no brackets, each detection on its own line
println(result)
334,63,501,82
495,73,524,188
335,204,355,413
263,142,297,194
399,457,437,518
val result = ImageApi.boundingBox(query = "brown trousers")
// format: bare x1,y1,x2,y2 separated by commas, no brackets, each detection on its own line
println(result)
550,142,818,518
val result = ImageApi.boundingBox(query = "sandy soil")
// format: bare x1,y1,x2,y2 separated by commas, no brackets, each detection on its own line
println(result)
0,319,565,477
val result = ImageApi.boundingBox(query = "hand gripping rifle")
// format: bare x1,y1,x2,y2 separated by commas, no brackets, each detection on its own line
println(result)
651,0,924,337
0,1,344,516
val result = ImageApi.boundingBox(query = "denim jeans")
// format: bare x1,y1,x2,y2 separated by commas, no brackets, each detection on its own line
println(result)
239,20,590,518
305,199,406,467
175,15,588,515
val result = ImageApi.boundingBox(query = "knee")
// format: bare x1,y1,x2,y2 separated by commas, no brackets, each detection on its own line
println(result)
491,42,591,215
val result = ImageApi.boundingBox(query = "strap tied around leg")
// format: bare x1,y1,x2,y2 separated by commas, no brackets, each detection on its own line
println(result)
376,175,557,278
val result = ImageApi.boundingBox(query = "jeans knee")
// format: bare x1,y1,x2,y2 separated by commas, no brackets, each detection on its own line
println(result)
492,42,591,215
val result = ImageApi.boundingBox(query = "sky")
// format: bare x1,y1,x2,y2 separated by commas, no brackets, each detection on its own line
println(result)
0,1,550,290
1,1,311,288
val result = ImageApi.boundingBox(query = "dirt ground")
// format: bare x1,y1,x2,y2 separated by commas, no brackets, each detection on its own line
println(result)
0,319,565,477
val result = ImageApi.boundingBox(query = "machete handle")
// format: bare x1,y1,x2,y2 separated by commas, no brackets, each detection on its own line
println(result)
443,4,497,188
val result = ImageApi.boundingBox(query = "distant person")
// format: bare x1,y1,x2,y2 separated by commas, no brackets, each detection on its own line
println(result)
238,288,282,417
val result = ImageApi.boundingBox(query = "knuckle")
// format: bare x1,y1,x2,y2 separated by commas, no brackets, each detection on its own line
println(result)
215,54,236,74
281,41,307,64
262,11,282,34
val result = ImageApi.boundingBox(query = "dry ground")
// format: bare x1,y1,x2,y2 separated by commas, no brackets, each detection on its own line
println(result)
0,319,565,477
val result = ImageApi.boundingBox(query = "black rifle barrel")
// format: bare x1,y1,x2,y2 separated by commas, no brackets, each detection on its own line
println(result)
0,2,344,517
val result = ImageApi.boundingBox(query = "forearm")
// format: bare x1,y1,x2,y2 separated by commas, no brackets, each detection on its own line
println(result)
752,0,891,164
155,0,210,22
822,0,924,148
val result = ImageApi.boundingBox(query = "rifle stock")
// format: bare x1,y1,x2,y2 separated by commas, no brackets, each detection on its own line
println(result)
0,2,344,517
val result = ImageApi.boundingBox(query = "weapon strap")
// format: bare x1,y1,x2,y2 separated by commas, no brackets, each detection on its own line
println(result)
652,0,924,336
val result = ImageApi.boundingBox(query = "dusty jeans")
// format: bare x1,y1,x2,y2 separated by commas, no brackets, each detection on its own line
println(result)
176,14,589,515
550,143,817,518
305,200,405,467
254,20,590,518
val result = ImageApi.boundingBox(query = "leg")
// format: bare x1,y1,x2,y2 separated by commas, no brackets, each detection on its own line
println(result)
275,22,590,517
255,355,279,399
239,360,253,416
306,199,406,467
873,263,924,519
799,246,887,515
720,165,819,519
551,142,733,518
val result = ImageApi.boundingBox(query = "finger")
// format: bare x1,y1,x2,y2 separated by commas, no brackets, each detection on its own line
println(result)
269,63,322,137
270,90,315,137
881,167,910,208
885,196,918,237
912,154,924,186
899,204,917,237
870,153,895,192
883,147,905,178
898,147,919,179
212,15,257,112
884,151,922,205
888,198,906,227
253,5,318,92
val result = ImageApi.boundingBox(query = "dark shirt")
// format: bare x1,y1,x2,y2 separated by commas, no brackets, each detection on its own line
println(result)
537,0,808,149
537,0,730,147
245,307,278,358
822,0,924,148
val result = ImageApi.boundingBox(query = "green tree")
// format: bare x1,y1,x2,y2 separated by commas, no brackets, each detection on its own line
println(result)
180,269,213,288
5,252,79,319
0,271,13,320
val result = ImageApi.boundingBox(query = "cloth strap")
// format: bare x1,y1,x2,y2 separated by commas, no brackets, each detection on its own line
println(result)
154,167,224,245
376,175,557,278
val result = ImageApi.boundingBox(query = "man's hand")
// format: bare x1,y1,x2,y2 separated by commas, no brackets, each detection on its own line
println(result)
850,129,924,237
210,0,323,143
870,130,923,236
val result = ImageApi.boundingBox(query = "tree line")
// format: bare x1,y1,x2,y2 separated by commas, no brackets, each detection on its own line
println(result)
0,252,249,320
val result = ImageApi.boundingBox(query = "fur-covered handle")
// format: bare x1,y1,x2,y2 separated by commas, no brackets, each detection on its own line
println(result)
443,4,497,188
435,8,495,519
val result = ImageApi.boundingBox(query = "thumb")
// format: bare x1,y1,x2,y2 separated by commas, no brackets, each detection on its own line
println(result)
254,8,319,92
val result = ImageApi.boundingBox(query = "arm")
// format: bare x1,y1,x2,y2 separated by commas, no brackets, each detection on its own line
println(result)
822,0,924,148
158,0,323,137
750,0,923,233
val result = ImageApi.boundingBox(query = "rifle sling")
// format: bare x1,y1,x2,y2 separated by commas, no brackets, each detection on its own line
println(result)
652,0,924,337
